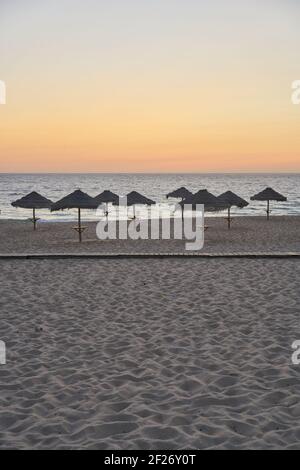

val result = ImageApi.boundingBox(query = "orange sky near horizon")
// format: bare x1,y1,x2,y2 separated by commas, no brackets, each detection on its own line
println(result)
0,0,300,173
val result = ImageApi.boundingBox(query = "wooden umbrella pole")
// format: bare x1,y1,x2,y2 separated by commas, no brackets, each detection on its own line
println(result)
267,200,270,220
78,207,82,242
33,208,37,230
228,207,231,230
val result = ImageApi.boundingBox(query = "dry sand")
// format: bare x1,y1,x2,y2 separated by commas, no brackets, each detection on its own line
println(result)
0,257,300,449
0,216,299,254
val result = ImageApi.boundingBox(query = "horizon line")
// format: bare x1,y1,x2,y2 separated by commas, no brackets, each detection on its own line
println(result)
1,171,300,175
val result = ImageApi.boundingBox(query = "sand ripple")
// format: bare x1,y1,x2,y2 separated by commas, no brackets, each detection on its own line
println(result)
0,258,300,449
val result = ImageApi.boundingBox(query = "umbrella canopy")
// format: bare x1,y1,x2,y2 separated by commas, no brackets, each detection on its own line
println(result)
11,191,53,230
51,189,98,211
12,191,53,209
51,190,97,242
250,187,287,220
218,190,249,208
93,190,119,217
93,190,119,206
217,191,249,229
113,191,155,218
250,187,287,202
114,191,155,207
166,187,192,200
180,189,229,211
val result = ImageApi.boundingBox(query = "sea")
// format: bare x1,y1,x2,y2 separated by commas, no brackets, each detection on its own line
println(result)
0,173,299,221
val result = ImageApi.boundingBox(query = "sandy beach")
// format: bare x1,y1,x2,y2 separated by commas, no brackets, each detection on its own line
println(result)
0,256,300,449
0,216,299,254
0,215,299,449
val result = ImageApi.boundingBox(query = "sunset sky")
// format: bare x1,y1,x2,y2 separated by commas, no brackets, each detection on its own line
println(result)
0,0,300,172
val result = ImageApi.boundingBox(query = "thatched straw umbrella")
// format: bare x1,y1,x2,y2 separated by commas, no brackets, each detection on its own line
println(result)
218,191,249,229
250,187,287,220
51,189,97,242
93,190,119,217
180,189,229,228
114,191,155,219
166,187,192,200
11,191,53,230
